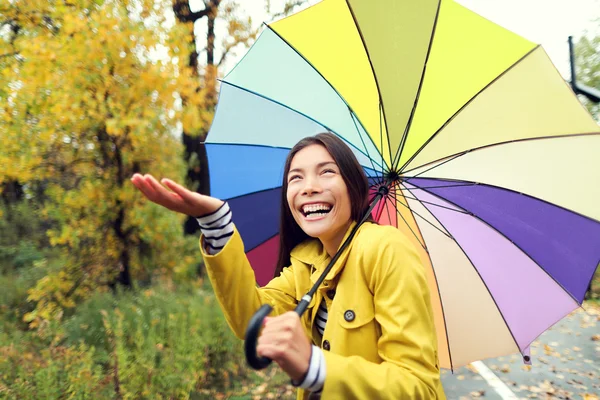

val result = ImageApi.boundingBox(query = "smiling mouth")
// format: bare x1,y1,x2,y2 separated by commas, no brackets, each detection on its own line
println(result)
301,203,333,218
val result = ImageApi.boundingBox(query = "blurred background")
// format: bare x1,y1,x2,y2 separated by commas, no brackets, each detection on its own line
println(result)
0,0,598,399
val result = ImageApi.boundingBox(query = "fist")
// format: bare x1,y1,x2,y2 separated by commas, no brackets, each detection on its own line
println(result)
257,312,312,382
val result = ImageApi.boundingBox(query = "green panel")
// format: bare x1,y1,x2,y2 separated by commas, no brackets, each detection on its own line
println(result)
346,0,440,164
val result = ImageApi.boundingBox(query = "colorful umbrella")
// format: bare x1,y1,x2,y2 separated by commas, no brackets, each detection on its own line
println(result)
203,0,600,369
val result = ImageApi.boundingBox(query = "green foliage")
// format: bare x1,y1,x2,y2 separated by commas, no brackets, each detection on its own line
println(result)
0,327,110,399
0,201,49,272
0,281,296,399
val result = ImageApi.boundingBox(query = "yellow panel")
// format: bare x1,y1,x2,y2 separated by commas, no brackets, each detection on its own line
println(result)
405,47,600,171
395,190,450,368
410,134,600,222
397,0,536,169
270,0,391,167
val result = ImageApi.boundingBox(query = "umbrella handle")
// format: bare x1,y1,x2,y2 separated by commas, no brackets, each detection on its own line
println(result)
244,297,312,370
244,304,274,370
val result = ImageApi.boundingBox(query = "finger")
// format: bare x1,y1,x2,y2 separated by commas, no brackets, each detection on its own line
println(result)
257,342,286,361
141,175,162,200
161,179,196,203
144,175,182,205
264,313,299,331
131,174,157,200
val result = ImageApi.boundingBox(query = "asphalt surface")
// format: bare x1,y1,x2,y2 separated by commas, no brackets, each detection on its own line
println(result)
441,305,600,399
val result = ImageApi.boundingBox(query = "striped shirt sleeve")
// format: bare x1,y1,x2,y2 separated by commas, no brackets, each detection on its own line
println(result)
196,202,233,255
292,345,326,393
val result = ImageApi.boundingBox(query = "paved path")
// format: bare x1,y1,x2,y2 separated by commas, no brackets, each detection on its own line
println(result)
441,305,600,399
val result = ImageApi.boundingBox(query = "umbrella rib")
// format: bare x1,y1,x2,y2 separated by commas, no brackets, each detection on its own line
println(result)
405,176,600,225
380,101,391,179
245,232,279,255
388,189,428,249
397,45,540,173
393,0,443,170
397,191,469,215
399,183,477,190
408,190,526,364
222,185,281,202
403,152,465,179
401,131,600,180
404,181,585,307
217,80,385,172
390,185,453,241
265,25,387,170
343,0,393,171
393,184,455,371
384,193,394,229
348,105,383,177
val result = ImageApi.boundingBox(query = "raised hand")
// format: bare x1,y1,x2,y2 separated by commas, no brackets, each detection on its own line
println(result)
131,173,223,217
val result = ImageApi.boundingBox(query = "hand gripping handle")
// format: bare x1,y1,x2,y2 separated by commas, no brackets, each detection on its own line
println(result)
244,297,311,370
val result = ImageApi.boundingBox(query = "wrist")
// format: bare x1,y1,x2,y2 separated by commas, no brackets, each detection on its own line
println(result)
291,345,312,383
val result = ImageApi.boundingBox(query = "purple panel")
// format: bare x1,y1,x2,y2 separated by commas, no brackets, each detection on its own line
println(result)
229,188,281,251
407,178,600,303
411,187,578,350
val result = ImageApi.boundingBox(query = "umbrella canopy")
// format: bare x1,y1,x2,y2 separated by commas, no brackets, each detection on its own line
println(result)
204,0,600,370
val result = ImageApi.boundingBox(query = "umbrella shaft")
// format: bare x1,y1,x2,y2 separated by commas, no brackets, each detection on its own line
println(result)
294,184,389,316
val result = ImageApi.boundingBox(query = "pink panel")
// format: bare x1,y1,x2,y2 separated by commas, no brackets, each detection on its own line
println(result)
247,235,280,287
377,196,398,227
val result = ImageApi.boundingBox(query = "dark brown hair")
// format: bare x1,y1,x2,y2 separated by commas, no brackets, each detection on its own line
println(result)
274,132,371,277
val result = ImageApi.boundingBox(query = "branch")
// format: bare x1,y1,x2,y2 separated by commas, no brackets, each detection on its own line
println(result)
271,0,306,20
172,0,210,23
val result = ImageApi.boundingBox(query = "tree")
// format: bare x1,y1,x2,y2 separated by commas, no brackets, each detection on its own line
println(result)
574,29,600,122
172,0,309,234
0,0,201,326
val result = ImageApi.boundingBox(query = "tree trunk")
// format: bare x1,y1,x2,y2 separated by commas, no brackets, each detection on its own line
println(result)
173,0,220,235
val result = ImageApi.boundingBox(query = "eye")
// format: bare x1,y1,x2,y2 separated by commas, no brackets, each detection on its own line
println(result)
322,169,336,175
288,174,301,182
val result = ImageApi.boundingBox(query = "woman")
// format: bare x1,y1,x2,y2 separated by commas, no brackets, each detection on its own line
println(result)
131,133,445,399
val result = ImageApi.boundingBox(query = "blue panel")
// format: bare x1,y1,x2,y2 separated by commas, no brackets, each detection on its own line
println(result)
207,143,287,199
229,188,281,251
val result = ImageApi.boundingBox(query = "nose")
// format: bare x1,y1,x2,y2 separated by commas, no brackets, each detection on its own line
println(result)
301,175,322,196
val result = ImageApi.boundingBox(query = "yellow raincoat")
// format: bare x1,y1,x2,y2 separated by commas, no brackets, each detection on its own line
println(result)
201,221,446,399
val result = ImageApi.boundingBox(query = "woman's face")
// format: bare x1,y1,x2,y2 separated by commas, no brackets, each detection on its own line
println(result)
286,144,352,255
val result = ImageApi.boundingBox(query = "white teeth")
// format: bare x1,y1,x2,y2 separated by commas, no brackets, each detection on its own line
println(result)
302,203,332,214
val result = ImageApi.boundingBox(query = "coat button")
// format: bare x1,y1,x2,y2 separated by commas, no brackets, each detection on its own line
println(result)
344,310,355,322
322,340,330,351
326,289,336,299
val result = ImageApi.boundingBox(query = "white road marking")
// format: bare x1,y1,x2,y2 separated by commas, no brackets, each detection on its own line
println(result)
470,361,519,399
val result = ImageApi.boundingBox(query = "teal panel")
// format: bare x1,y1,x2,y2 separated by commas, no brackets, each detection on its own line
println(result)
207,82,385,172
222,28,384,168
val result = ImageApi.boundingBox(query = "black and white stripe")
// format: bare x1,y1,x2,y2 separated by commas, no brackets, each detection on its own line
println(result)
196,202,233,255
294,345,326,393
315,299,328,336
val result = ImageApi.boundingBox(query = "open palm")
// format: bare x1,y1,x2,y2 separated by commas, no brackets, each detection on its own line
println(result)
131,173,223,217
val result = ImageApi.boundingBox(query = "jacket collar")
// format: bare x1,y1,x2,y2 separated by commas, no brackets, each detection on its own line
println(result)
290,221,360,283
